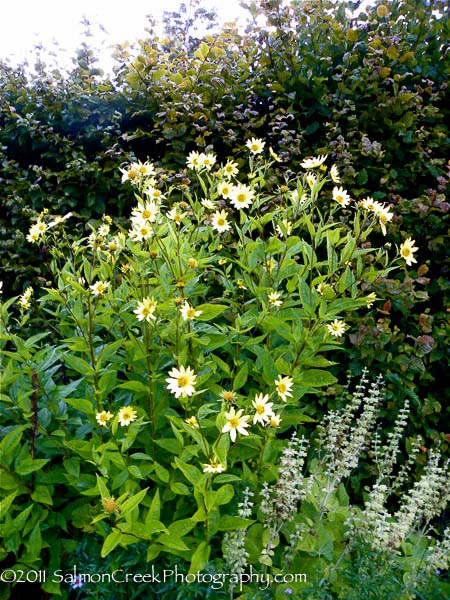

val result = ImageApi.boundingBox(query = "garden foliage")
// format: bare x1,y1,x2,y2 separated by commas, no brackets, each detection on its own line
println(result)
0,0,448,447
1,143,449,598
0,0,449,597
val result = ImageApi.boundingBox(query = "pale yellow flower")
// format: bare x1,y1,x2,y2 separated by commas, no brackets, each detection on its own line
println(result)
167,208,186,223
121,161,155,183
269,413,282,428
252,393,274,425
365,292,377,308
275,219,293,238
185,416,199,428
330,165,341,183
265,258,276,273
187,258,198,268
27,221,47,243
211,210,231,233
201,198,216,210
96,411,113,427
360,196,377,211
300,155,327,169
132,201,159,223
187,150,203,170
134,297,157,322
220,390,237,403
375,204,393,236
144,186,165,202
275,375,294,402
269,147,282,162
18,286,33,310
90,281,110,296
326,319,347,337
245,137,265,154
117,406,138,426
229,183,255,210
217,180,234,199
128,221,153,241
180,301,202,321
306,173,318,189
98,224,110,237
333,186,351,207
48,212,72,228
268,291,282,307
201,152,217,170
166,365,197,398
236,279,247,290
222,407,250,442
223,160,239,178
203,458,226,474
400,238,418,267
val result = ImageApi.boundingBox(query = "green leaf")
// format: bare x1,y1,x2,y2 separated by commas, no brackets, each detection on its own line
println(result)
217,515,255,531
118,380,149,394
154,438,183,454
233,363,248,391
155,463,170,483
63,354,94,376
139,519,168,538
147,489,161,522
0,491,18,518
27,523,42,557
157,533,190,552
101,530,122,557
168,519,196,538
96,475,110,499
31,485,53,505
195,304,228,321
173,457,203,487
0,426,26,464
213,484,234,506
189,541,210,574
296,369,337,387
120,487,148,516
65,397,95,415
170,481,190,495
15,458,49,476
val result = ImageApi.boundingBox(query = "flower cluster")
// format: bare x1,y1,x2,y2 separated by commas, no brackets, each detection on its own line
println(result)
260,433,309,525
223,488,254,578
95,406,137,427
317,371,384,483
17,286,33,311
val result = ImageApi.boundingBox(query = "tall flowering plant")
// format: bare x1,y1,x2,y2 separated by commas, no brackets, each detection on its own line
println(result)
2,139,419,591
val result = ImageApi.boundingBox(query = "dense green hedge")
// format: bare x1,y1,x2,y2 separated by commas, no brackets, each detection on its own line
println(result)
1,0,449,446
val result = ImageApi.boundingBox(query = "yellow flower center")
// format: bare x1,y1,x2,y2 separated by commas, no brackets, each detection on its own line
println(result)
229,417,240,427
217,217,226,226
402,248,411,257
277,383,287,393
237,193,246,203
222,391,234,401
256,405,265,414
178,376,189,387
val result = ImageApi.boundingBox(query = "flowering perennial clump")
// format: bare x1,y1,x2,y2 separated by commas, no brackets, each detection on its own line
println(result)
11,137,435,595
